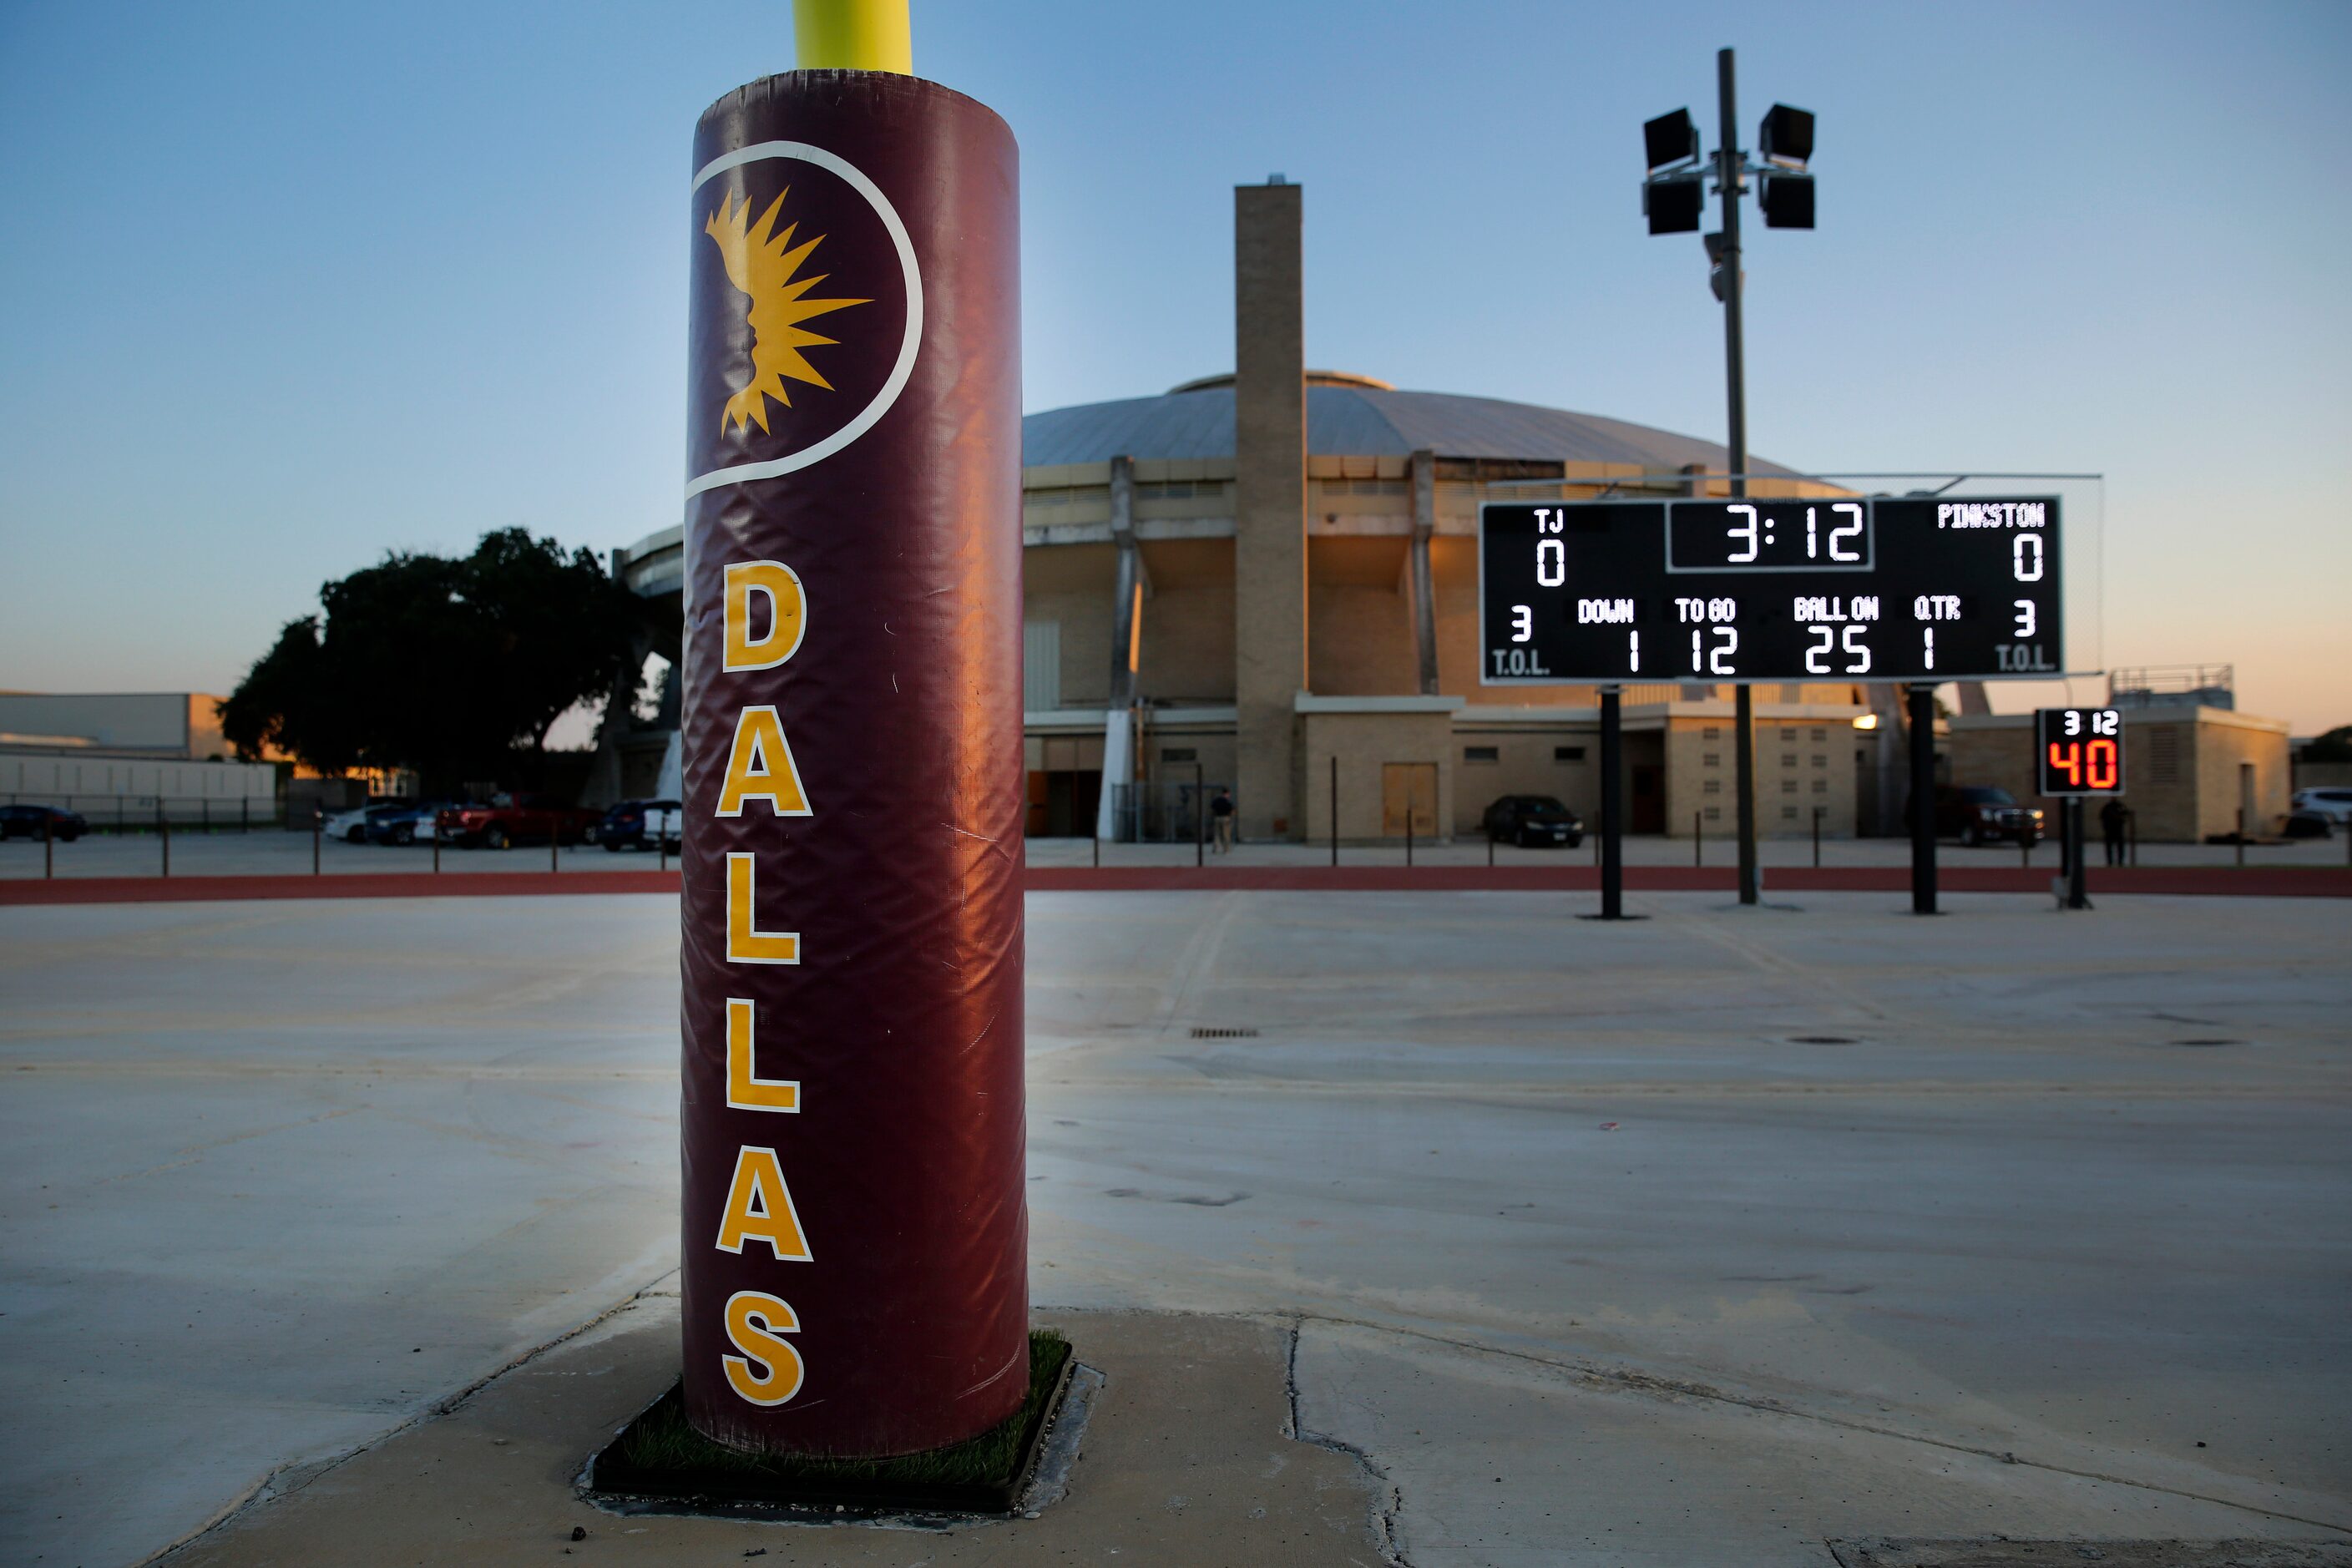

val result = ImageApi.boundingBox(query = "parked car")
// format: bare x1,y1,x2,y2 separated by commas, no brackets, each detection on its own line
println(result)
0,804,87,842
2282,808,2334,840
1481,794,1585,848
2289,787,2352,827
322,803,410,843
435,793,602,850
1931,785,2045,847
593,799,683,852
367,800,463,846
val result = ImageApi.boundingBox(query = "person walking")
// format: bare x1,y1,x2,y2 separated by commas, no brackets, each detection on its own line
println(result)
2100,796,2128,867
1210,787,1235,854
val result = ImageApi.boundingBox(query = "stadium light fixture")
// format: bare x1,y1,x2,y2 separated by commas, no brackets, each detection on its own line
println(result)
1637,52,1820,909
1646,175,1704,235
1760,172,1814,229
1758,103,1813,166
1644,109,1699,171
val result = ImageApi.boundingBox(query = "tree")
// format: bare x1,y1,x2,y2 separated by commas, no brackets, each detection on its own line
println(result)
221,529,641,789
2303,726,2352,763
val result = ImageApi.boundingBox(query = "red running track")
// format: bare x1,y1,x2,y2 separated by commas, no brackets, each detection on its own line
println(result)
3,865,2348,906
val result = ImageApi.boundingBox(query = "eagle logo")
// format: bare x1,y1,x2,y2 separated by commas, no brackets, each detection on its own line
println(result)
705,189,869,437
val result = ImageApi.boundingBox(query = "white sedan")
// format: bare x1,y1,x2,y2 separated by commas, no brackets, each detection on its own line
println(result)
2290,787,2352,826
321,804,402,843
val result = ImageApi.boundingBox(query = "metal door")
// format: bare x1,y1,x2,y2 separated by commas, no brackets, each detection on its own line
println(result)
1382,763,1439,837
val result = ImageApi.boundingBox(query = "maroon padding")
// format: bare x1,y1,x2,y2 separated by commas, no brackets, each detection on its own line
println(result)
678,72,1026,1457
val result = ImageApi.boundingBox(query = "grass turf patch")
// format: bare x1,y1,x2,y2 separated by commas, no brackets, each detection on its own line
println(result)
592,1330,1070,1512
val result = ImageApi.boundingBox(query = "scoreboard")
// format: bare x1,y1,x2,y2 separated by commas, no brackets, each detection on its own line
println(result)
1478,496,2063,685
2035,707,2124,797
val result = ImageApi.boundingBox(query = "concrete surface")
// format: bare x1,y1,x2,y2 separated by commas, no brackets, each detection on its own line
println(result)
2,888,2348,1566
156,1303,1381,1567
0,898,681,1568
1828,1543,2352,1566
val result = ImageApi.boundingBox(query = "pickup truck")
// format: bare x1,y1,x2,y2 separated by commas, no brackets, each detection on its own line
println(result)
435,793,603,850
1905,785,2046,847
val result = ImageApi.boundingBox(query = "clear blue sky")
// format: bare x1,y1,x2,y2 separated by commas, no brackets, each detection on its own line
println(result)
3,2,2346,729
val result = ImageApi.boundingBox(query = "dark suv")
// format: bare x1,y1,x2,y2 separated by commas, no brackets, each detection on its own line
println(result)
1933,786,2045,847
1481,794,1585,848
594,799,682,852
0,804,86,842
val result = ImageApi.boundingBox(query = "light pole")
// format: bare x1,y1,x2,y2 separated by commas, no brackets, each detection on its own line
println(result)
1643,49,1814,908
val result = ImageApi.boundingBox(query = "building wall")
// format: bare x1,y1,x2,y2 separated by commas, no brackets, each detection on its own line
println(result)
1300,707,1455,843
0,692,199,754
1136,583,1237,704
1023,730,1107,772
1755,715,1856,838
2188,711,2292,839
1447,719,1602,832
1945,708,2290,842
1024,543,1117,709
1021,462,1113,529
1308,581,1419,696
1662,710,1856,840
1945,720,2034,799
2,750,277,817
1137,722,1237,794
186,696,230,760
1135,538,1237,705
1665,716,1724,842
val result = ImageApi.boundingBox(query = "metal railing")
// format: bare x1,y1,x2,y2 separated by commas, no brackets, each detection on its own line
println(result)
2109,664,2233,709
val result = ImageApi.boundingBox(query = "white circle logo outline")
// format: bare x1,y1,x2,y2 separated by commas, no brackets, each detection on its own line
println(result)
685,140,923,499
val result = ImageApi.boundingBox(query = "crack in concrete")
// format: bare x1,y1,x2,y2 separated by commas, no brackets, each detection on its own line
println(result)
1285,1315,1413,1567
1292,1310,2352,1539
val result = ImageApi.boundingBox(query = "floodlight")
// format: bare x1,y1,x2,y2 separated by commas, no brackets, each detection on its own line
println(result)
1759,104,1813,165
1760,172,1814,229
1644,109,1698,171
1645,174,1703,235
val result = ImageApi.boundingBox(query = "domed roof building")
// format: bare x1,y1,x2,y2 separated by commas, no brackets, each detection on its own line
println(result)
1007,359,1869,842
1019,370,1802,474
619,182,1879,842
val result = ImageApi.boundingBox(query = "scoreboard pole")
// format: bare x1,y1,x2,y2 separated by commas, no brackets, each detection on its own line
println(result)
1907,683,1938,914
1715,48,1760,910
2066,800,2089,909
1600,687,1625,918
